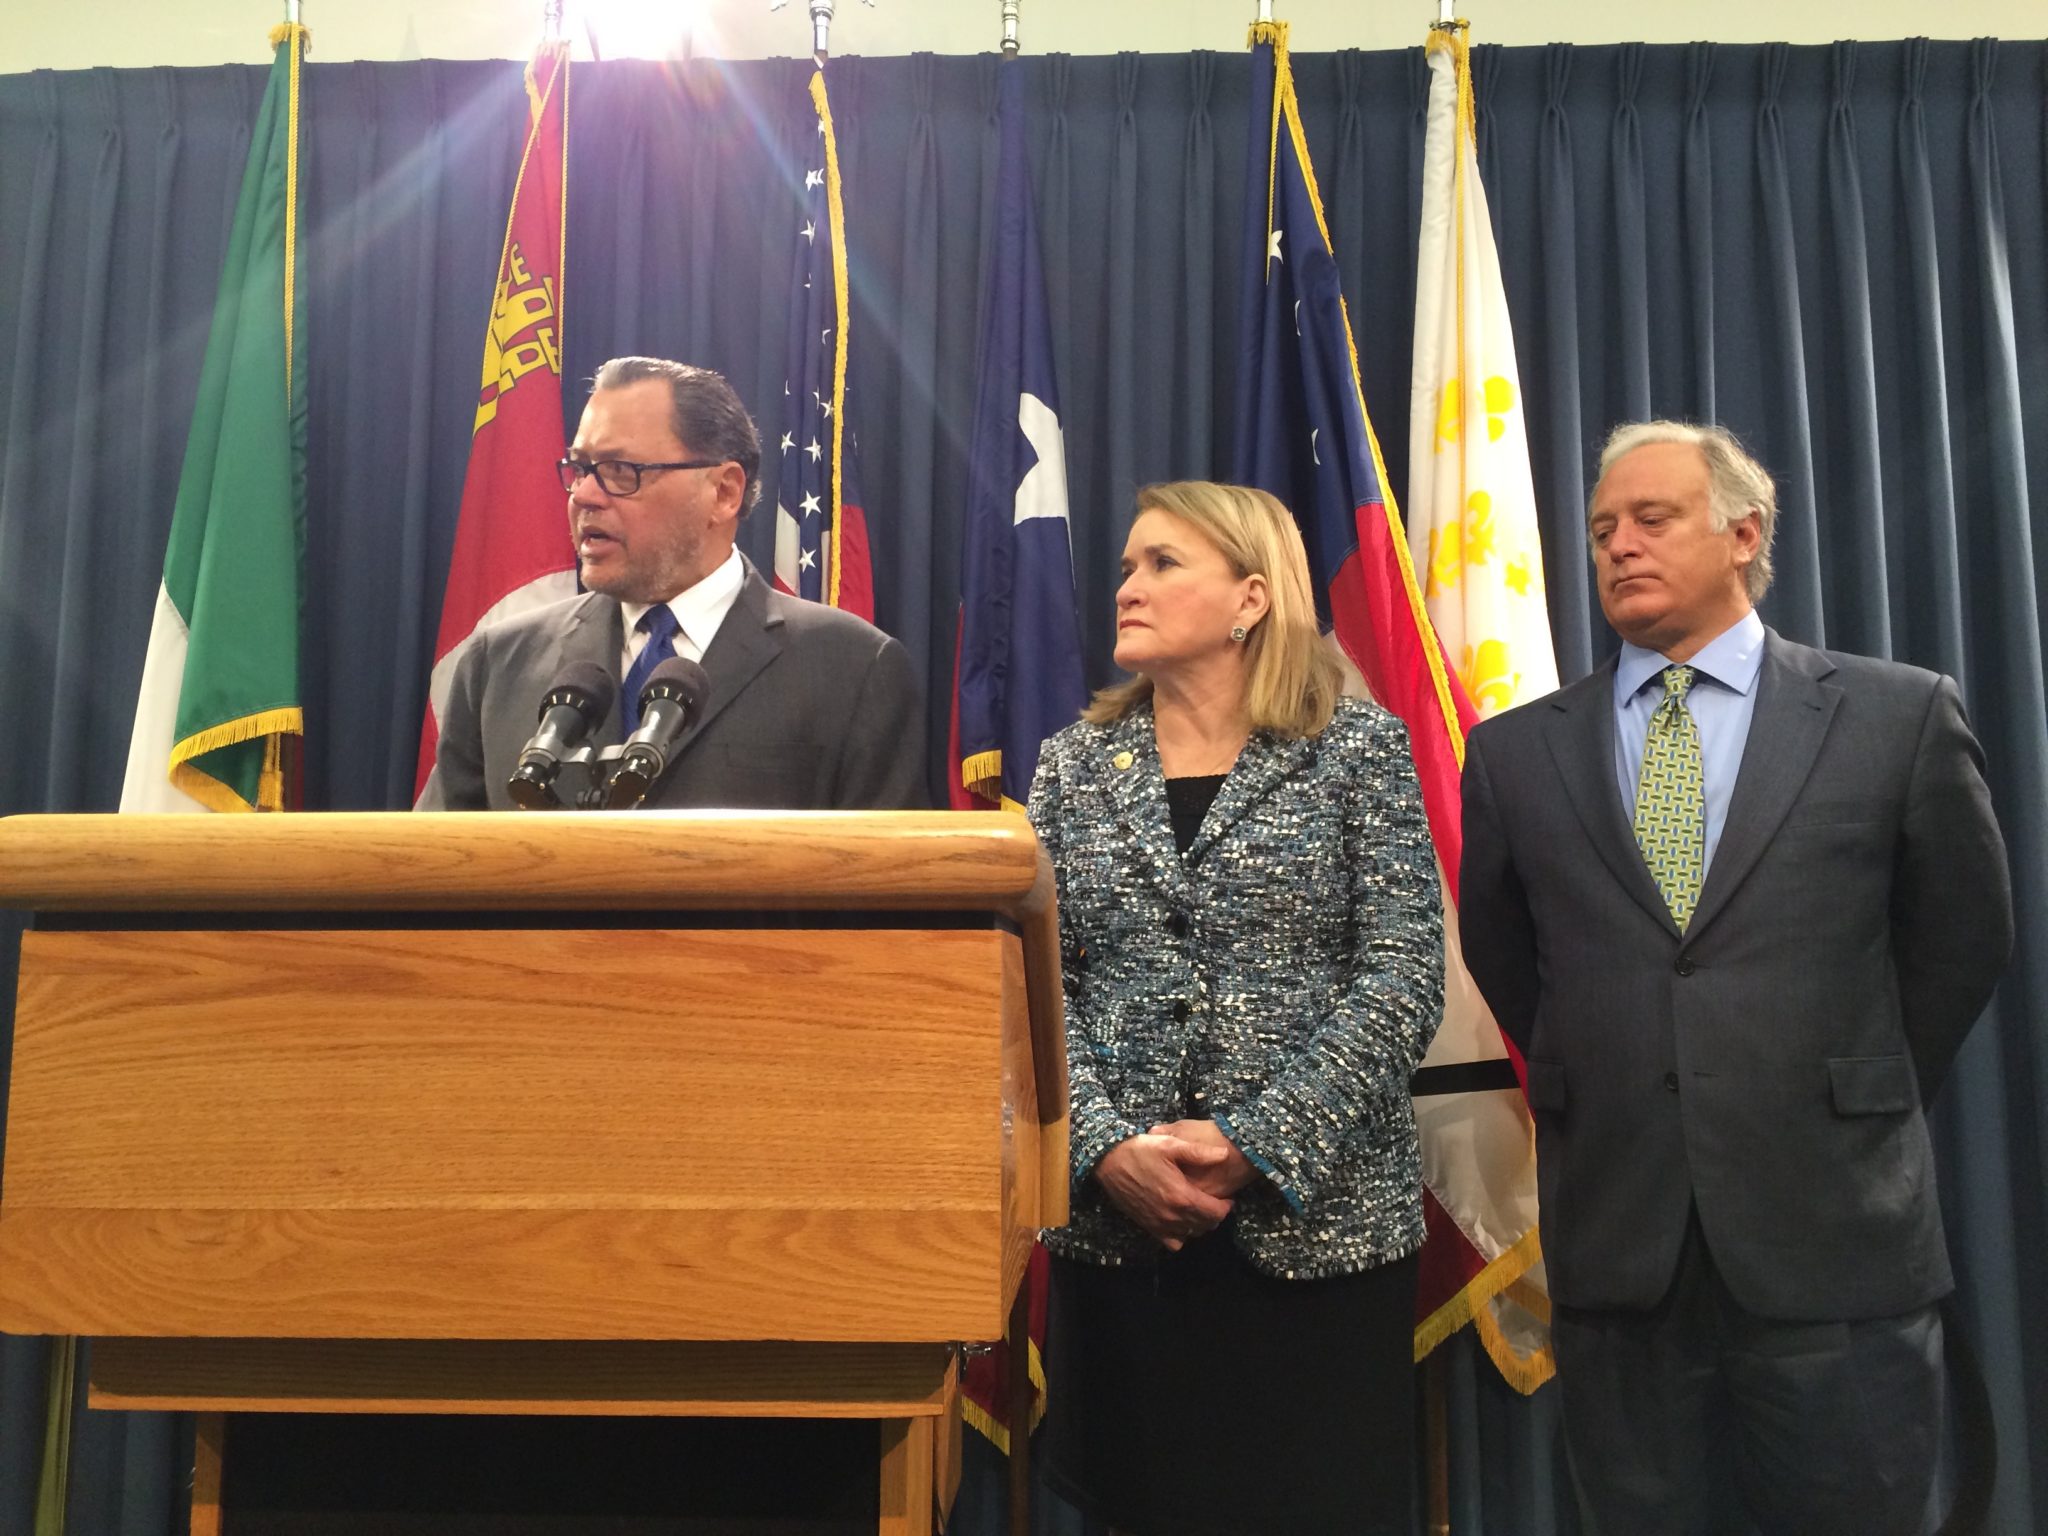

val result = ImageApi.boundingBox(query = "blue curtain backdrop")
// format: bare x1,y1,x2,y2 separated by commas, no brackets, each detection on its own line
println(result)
1,38,2043,1536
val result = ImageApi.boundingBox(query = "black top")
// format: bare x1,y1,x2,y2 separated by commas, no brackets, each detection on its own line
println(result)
1164,772,1227,853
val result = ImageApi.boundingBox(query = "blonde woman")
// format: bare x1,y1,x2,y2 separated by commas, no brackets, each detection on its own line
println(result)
1028,481,1445,1535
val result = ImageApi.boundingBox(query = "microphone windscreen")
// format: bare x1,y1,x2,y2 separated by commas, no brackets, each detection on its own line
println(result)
541,660,618,727
639,657,711,714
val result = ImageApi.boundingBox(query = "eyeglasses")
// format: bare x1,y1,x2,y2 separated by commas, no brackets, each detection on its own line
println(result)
556,456,728,496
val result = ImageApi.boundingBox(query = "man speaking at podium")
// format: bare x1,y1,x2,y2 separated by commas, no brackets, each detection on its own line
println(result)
395,355,927,1524
418,355,925,812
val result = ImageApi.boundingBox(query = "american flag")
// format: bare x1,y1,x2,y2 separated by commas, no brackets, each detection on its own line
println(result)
773,68,873,619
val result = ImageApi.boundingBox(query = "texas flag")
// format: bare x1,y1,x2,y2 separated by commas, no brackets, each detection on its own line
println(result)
950,59,1087,1455
950,61,1087,815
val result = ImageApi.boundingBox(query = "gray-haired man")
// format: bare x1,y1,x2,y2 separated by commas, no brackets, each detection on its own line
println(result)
1459,421,2011,1533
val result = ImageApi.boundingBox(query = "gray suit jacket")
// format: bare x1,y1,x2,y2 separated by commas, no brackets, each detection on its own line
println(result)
1459,629,2011,1320
418,559,927,811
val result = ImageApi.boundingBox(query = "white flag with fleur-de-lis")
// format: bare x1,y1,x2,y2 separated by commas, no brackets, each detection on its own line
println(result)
1403,22,1561,1398
1407,27,1559,719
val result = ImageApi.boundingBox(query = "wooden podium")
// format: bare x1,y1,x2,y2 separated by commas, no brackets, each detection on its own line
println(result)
0,810,1067,1535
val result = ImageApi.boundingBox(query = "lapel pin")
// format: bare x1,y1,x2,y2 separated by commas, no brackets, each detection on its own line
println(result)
1112,750,1134,771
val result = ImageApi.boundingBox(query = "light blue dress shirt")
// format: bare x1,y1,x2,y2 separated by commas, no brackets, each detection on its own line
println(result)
1612,609,1767,875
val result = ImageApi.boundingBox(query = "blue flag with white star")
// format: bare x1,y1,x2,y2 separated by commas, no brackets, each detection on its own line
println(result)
951,62,1087,812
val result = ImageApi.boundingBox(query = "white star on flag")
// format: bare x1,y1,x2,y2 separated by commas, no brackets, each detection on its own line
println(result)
779,431,794,453
805,168,823,189
799,546,818,570
801,220,817,243
806,439,823,462
800,491,821,517
1268,227,1284,265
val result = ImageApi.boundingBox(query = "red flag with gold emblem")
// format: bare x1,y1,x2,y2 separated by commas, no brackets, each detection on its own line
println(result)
415,41,577,794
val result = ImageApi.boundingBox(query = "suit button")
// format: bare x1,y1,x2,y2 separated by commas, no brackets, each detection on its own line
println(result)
1664,1071,1680,1092
1167,912,1189,938
1172,1000,1191,1023
1675,956,1696,976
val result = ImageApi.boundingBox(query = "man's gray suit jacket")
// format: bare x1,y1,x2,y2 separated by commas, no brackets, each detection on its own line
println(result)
417,559,927,812
1458,629,2011,1322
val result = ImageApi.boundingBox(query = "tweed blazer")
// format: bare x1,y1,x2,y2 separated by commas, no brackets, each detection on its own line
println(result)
1027,695,1445,1278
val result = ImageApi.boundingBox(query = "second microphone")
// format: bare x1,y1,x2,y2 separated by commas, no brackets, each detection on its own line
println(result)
607,657,712,809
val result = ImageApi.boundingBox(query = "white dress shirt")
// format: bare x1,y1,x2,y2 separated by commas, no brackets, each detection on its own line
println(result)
619,546,745,673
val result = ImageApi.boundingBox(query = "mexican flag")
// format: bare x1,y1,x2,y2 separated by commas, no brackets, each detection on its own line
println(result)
120,21,307,813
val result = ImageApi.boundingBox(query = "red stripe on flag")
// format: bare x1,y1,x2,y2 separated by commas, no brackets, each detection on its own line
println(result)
835,502,874,622
1416,1185,1489,1325
958,1242,1049,1452
1327,503,1479,906
946,609,993,811
414,43,575,796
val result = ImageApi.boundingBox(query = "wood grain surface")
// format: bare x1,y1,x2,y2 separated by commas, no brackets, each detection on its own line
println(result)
0,926,1031,1341
88,1338,957,1418
0,811,1044,914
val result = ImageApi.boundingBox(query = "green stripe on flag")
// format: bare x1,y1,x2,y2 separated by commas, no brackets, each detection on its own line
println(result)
157,24,307,811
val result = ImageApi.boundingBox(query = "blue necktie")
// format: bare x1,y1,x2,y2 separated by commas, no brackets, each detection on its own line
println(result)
621,604,680,736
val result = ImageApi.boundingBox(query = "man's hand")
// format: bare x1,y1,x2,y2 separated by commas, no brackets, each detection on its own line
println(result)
1150,1118,1261,1200
1095,1133,1236,1251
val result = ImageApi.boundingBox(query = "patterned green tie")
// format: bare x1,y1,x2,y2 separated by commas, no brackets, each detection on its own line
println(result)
1634,664,1705,929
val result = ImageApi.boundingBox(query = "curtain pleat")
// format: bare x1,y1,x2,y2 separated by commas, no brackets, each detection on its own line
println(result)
1532,45,1594,675
887,51,943,738
0,74,62,816
42,69,118,808
1608,45,1652,422
1891,39,1967,672
1681,45,1717,420
1175,51,1215,473
1819,43,1891,657
1099,53,1140,595
2,40,2045,1536
1751,44,1825,640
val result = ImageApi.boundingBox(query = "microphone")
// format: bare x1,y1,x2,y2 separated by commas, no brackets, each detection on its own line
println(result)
605,657,711,809
507,661,617,810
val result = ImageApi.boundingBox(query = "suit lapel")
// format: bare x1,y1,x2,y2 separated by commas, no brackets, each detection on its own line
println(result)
553,595,628,744
1687,632,1840,937
1186,729,1312,864
1103,706,1191,906
1544,663,1678,933
674,559,784,758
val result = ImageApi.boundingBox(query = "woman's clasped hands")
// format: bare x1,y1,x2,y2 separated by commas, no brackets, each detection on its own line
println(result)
1094,1119,1260,1250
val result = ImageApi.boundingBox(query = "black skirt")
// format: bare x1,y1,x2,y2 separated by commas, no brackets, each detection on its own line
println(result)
1041,1233,1419,1536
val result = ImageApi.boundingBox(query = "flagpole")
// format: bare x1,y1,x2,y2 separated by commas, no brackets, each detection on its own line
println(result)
1417,8,1461,1521
1000,0,1019,57
541,0,562,43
